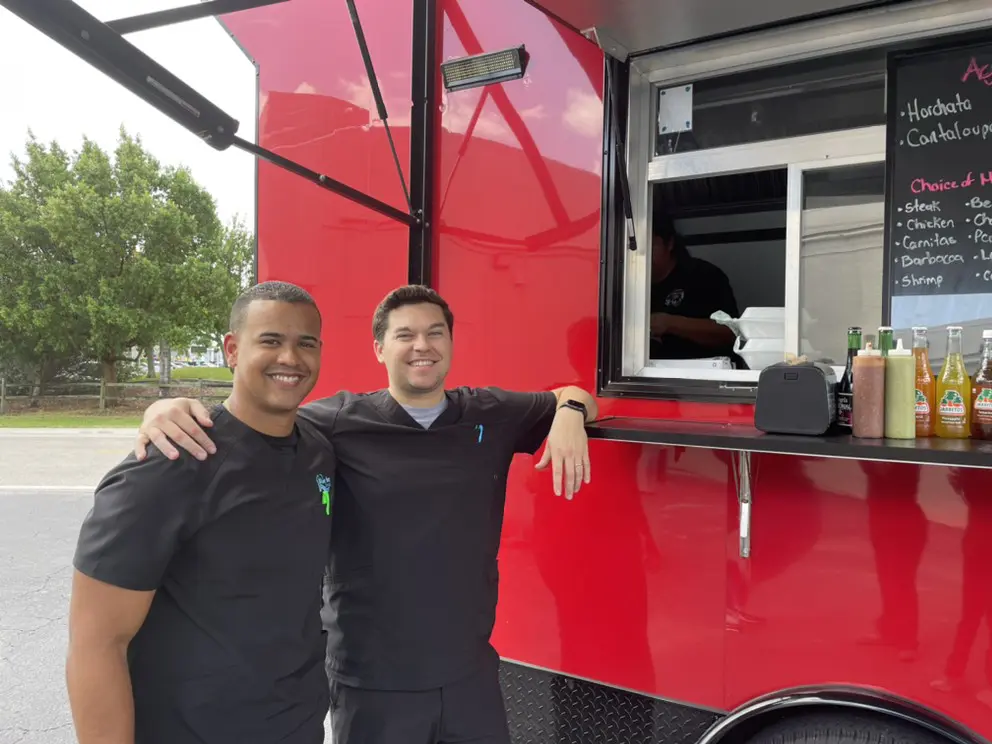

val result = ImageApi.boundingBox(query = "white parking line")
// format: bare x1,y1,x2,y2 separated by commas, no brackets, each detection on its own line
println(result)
0,428,136,436
0,485,95,492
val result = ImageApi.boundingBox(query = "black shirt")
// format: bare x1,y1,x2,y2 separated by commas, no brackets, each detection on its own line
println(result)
73,405,336,744
301,386,558,691
649,256,739,360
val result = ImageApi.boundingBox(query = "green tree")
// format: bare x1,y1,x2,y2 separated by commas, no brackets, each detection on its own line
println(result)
0,134,83,395
0,128,247,392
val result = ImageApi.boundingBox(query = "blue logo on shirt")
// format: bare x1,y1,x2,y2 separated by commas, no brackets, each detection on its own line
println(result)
475,424,484,444
316,474,332,516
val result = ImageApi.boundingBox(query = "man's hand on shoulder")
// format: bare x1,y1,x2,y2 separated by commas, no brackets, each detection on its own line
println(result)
135,398,216,462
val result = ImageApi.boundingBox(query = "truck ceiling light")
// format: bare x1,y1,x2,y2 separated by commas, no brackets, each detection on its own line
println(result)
441,45,529,93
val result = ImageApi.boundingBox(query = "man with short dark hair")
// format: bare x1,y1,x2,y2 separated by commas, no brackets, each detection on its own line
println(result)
371,283,456,346
67,280,336,744
133,283,598,744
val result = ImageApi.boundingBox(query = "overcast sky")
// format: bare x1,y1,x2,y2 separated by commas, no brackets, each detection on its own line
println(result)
0,0,256,228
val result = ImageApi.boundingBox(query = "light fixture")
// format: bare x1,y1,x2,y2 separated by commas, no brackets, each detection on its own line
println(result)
441,45,529,93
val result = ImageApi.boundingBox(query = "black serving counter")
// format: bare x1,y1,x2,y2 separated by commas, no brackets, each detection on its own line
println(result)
586,417,992,470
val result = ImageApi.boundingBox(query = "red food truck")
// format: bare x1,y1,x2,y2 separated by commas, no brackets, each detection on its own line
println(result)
9,0,992,742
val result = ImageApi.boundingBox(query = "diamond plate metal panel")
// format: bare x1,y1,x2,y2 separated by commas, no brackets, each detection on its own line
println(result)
499,661,723,744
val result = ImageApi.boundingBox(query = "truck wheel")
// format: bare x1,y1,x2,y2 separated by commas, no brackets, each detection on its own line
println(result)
746,712,948,744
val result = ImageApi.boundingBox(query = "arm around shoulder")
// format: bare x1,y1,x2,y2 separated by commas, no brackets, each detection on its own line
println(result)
298,390,351,439
135,397,216,462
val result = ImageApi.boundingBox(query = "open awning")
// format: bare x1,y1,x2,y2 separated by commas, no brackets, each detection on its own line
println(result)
0,0,421,229
530,0,904,58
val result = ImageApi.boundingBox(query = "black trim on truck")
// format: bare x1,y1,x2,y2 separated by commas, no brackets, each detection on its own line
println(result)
595,55,757,404
408,0,439,286
499,659,722,744
499,660,989,744
585,417,992,470
698,685,990,744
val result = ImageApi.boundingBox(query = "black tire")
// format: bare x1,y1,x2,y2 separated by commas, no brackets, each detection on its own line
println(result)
746,712,948,744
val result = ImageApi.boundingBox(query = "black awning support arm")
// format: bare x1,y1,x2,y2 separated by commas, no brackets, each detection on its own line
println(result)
0,0,420,228
106,0,290,35
233,137,417,226
344,0,412,214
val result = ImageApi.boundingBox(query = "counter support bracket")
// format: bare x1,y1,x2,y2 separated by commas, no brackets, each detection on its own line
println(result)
734,450,752,559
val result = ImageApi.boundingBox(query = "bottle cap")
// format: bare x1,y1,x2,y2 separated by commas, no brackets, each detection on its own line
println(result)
878,325,893,331
888,338,911,356
858,342,881,357
947,325,963,331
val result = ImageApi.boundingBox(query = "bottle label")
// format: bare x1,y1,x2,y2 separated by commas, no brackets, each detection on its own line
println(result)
837,391,853,428
915,389,930,415
975,388,992,422
938,389,966,419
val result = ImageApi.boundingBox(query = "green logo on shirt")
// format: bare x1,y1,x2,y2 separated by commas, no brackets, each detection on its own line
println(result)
316,474,332,516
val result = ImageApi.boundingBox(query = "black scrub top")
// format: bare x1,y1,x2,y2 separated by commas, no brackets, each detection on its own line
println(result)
73,405,336,744
300,386,558,691
649,256,740,360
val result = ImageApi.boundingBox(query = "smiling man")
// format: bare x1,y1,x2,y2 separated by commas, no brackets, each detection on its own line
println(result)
66,282,336,744
133,283,598,744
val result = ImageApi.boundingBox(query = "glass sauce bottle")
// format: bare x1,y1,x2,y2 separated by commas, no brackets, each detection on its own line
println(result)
971,330,992,440
936,326,971,439
913,327,935,438
836,326,862,431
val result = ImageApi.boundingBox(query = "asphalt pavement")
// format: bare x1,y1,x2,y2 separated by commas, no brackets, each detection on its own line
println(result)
0,428,136,744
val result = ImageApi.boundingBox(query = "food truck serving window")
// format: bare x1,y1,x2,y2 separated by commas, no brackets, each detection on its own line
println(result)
600,0,992,402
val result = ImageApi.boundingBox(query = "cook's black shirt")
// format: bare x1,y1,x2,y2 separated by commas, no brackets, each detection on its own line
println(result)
300,386,558,691
649,256,740,360
73,405,336,744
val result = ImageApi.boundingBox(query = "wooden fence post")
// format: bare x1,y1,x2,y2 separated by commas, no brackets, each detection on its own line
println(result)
99,380,106,411
0,378,6,415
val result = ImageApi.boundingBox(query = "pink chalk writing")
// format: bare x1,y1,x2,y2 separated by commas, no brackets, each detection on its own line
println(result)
911,173,975,193
961,57,992,87
908,172,992,193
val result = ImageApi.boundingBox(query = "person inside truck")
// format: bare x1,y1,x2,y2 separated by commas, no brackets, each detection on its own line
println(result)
66,281,336,744
649,213,741,362
129,283,598,744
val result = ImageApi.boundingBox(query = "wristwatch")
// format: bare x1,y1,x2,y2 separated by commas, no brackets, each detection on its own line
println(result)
557,399,588,420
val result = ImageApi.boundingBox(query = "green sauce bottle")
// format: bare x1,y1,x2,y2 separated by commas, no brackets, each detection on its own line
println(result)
884,338,916,440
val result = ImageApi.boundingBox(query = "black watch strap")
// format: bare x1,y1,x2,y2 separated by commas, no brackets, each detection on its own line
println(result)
557,399,588,419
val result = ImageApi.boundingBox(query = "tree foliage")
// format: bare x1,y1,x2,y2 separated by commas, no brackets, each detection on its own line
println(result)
0,128,254,385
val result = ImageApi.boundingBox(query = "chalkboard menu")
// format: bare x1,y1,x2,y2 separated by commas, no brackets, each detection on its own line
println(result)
887,41,992,298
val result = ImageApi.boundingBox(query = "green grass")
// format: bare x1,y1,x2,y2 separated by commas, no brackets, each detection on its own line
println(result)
0,411,142,428
136,366,233,382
